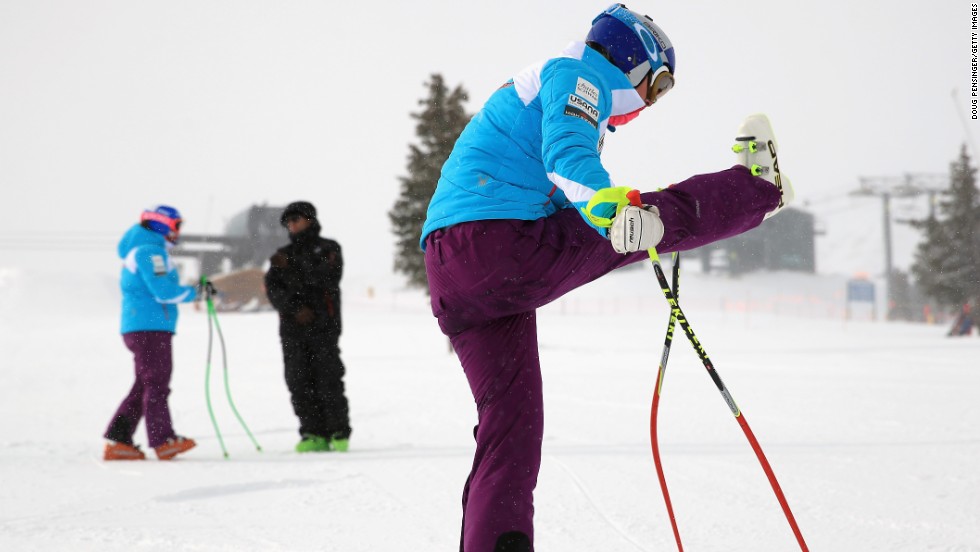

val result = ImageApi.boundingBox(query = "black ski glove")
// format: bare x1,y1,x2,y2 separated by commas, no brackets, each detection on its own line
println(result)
198,278,218,298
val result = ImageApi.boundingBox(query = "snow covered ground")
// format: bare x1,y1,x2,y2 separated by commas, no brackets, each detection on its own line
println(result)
1,263,979,551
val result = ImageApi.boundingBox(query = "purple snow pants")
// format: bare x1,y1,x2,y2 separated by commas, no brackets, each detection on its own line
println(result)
103,331,177,449
423,166,780,552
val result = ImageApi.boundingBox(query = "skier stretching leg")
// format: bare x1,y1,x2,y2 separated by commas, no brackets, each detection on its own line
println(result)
420,5,792,551
426,168,779,550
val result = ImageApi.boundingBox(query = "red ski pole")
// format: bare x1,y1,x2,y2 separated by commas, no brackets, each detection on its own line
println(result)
649,250,684,551
628,190,808,551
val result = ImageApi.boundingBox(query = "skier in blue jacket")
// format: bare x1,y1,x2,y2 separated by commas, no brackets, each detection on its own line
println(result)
422,4,793,551
103,205,200,461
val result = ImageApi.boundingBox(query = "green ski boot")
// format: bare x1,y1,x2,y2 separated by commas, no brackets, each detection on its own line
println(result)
295,434,330,453
329,434,349,452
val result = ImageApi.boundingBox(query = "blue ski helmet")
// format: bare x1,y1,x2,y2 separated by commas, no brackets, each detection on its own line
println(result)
587,4,676,88
140,205,182,243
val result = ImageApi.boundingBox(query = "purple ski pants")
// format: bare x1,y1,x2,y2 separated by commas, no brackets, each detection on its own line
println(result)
103,331,177,449
423,165,780,552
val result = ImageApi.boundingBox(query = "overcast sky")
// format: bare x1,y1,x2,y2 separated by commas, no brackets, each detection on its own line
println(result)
0,0,971,287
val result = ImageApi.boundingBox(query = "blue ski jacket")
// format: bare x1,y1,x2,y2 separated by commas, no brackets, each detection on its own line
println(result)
118,224,197,334
420,42,646,249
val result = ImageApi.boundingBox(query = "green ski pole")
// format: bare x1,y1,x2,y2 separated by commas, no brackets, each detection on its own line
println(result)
203,277,262,454
203,277,229,459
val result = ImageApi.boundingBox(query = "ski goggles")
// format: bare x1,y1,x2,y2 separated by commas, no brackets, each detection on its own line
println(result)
140,211,182,232
625,59,652,87
141,211,182,233
645,65,674,104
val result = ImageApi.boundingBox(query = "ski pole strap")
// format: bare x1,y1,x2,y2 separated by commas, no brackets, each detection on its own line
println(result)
581,186,638,229
621,188,663,262
582,186,665,262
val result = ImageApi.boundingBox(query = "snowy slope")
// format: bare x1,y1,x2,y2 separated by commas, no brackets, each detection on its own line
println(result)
1,265,978,551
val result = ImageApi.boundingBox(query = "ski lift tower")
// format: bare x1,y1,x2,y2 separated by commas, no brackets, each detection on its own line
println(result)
849,173,948,319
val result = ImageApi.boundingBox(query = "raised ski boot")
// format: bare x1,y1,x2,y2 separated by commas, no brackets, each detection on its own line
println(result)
732,113,794,218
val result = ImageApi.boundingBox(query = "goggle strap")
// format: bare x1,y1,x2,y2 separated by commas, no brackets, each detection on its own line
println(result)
141,211,181,233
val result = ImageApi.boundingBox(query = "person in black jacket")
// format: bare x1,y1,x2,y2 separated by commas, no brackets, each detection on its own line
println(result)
264,201,351,452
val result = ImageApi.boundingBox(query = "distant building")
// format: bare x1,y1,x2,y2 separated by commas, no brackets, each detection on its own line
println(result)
695,207,815,275
171,204,285,276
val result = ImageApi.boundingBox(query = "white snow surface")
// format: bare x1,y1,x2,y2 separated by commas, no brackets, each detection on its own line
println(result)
1,264,979,551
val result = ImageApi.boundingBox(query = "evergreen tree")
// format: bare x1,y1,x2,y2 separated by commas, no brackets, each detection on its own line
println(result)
887,269,916,321
911,145,980,311
389,74,470,290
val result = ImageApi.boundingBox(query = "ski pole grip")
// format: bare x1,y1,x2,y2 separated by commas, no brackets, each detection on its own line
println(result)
200,276,212,299
627,189,643,207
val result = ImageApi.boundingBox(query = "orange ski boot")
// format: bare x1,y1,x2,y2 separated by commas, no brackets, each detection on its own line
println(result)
154,436,197,460
104,441,146,461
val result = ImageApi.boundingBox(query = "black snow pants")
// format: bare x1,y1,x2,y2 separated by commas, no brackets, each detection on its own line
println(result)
280,328,351,439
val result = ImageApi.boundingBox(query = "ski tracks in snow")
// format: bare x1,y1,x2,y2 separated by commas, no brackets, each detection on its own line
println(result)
548,454,652,552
